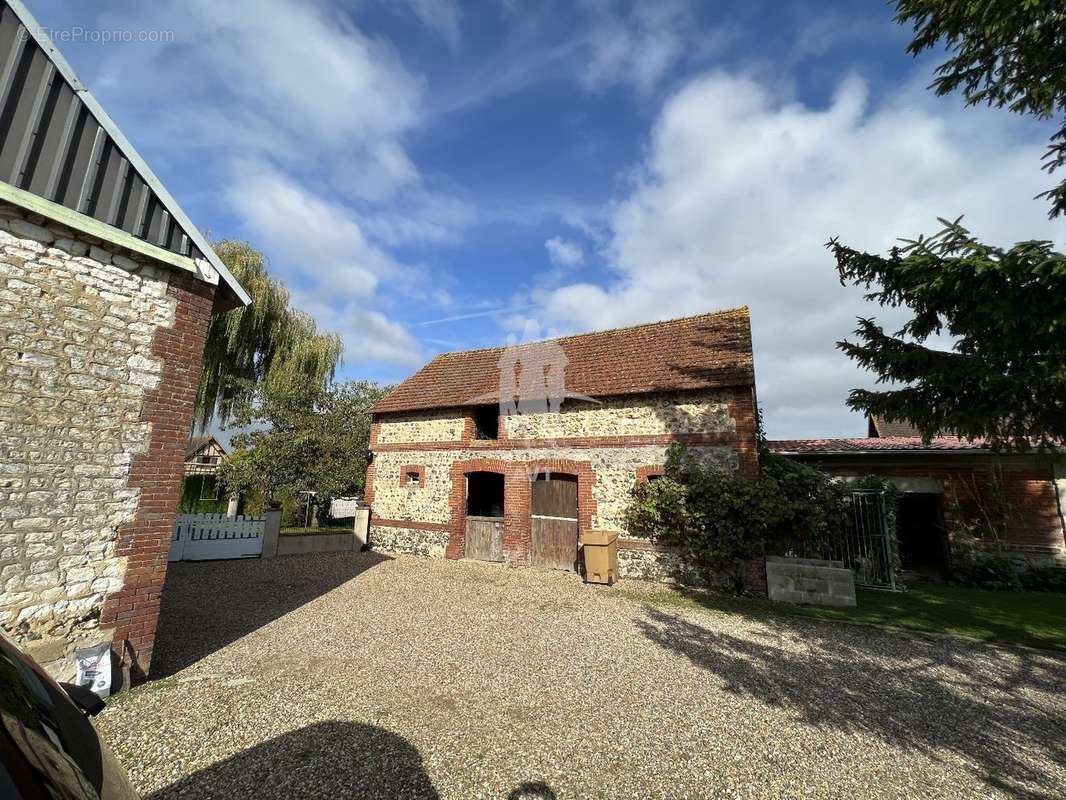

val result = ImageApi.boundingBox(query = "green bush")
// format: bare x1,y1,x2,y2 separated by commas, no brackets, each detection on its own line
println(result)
1019,565,1066,593
950,526,1066,592
951,551,1022,591
624,445,850,593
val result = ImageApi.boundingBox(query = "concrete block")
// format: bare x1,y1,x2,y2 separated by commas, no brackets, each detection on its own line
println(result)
766,555,857,607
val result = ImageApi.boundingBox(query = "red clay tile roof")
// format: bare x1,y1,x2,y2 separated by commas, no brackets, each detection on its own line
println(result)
767,437,990,454
371,307,754,414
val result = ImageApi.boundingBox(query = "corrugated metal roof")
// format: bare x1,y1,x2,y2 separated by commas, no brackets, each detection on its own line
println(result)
0,0,248,307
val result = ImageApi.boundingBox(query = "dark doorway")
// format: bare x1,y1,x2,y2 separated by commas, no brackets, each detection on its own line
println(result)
466,472,504,517
531,473,579,571
896,493,948,579
465,471,504,562
473,405,499,440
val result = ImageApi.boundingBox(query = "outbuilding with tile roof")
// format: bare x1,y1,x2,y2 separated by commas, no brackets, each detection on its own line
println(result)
365,307,762,586
768,424,1066,578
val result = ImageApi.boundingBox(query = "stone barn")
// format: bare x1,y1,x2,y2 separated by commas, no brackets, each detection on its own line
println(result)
0,2,248,680
364,307,760,585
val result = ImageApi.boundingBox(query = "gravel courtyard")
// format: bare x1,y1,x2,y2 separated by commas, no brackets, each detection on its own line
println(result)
96,553,1066,800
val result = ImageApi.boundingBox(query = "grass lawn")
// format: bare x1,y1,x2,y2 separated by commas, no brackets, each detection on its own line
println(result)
625,582,1066,652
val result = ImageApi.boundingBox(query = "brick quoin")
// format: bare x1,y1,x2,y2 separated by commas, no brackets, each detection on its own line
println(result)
97,274,215,679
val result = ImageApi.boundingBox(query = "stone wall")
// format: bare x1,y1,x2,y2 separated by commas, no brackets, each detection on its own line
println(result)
369,444,735,531
375,409,466,444
366,387,758,574
372,389,737,446
616,543,701,585
368,525,450,558
0,203,215,679
505,391,734,440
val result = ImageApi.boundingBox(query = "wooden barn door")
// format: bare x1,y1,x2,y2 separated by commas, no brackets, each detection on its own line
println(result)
531,474,579,570
466,517,503,562
465,472,504,562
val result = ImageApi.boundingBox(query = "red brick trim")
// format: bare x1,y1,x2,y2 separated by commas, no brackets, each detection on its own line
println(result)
97,274,215,679
445,458,596,566
400,465,425,487
635,465,666,484
372,431,739,453
363,456,377,507
372,518,451,531
729,387,759,479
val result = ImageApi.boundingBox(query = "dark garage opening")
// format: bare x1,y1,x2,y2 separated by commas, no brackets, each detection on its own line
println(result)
896,493,949,579
467,472,504,518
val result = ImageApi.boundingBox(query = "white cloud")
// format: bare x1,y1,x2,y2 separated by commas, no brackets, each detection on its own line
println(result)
294,292,423,368
99,0,424,186
544,236,586,267
578,0,734,95
533,71,1062,438
403,0,462,49
226,161,398,302
83,0,475,371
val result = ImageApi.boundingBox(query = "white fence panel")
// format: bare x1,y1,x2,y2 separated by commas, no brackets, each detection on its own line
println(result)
169,513,265,562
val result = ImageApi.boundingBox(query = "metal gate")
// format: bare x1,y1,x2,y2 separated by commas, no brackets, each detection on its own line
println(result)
530,474,579,571
169,513,264,561
839,491,897,590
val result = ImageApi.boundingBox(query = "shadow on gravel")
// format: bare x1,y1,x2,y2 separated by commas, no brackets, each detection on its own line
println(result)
152,551,390,677
149,721,438,800
639,607,1066,799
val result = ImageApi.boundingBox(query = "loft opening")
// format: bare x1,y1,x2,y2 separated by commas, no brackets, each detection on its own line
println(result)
473,405,499,440
467,471,504,517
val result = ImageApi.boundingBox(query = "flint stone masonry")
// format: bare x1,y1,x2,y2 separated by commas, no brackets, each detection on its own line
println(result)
0,202,214,680
765,556,856,607
616,544,703,585
505,391,735,440
368,525,451,558
370,444,735,531
375,410,467,444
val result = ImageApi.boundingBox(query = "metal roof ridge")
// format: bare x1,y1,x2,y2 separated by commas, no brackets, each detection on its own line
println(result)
5,0,249,307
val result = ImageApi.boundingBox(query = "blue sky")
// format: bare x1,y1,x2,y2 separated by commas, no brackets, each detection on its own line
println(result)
26,0,1064,438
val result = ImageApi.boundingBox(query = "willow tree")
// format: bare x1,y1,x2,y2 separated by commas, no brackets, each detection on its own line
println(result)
195,241,342,428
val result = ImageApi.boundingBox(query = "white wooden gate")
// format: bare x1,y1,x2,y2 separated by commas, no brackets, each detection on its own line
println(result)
169,513,265,562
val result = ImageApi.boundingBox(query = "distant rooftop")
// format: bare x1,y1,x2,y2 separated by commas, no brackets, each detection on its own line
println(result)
768,437,990,455
867,415,923,438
